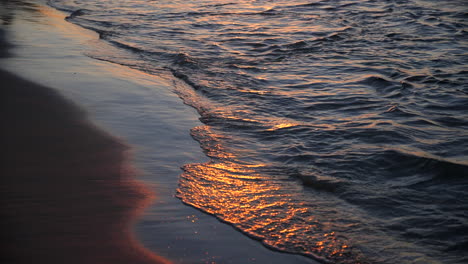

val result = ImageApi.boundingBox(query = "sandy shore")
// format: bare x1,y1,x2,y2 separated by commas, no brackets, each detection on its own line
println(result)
0,1,317,263
1,69,170,264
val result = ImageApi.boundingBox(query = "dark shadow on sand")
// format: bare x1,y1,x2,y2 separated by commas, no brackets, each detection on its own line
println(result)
0,2,169,262
0,69,170,263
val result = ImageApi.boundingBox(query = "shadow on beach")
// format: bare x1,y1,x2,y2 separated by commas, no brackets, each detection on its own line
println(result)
0,2,170,262
0,69,170,264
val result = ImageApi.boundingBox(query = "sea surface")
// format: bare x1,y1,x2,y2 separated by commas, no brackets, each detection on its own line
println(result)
47,0,468,263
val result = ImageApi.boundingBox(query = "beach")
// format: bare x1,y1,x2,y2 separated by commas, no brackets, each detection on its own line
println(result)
1,68,171,264
0,1,317,263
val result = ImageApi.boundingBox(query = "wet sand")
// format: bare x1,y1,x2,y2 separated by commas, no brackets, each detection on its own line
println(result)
0,1,318,263
1,69,170,264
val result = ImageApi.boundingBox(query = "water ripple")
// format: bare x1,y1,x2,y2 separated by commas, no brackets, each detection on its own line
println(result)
49,0,468,263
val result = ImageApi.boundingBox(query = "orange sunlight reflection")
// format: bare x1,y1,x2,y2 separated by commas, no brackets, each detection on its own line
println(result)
177,130,354,261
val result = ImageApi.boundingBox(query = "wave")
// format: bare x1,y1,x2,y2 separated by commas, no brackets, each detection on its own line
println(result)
66,8,89,19
46,0,468,263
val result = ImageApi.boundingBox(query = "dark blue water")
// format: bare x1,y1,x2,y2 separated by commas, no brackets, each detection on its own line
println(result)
49,0,468,263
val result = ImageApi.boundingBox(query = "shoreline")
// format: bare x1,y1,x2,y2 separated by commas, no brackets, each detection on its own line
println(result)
1,68,169,264
0,1,318,263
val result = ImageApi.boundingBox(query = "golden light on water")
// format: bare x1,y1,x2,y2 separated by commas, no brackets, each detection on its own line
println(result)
177,127,357,261
267,122,299,131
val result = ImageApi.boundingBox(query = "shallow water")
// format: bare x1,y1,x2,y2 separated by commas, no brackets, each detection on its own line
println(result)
48,0,468,263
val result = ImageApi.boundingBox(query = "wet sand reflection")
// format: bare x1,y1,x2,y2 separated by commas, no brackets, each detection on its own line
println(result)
1,69,170,264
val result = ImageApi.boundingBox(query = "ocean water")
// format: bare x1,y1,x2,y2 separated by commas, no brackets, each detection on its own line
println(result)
47,0,468,263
